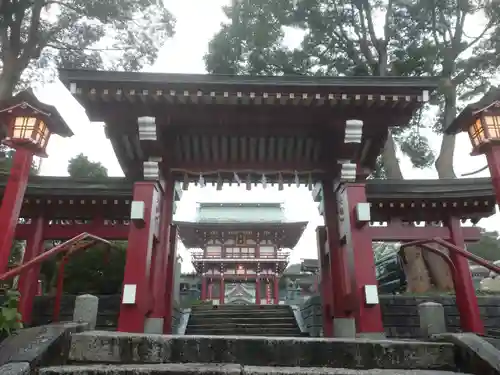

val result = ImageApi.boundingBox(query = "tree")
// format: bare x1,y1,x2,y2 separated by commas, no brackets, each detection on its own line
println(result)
205,0,500,178
204,0,500,293
0,146,39,174
62,242,126,294
205,0,436,178
67,153,108,179
402,0,500,178
468,230,500,262
0,0,175,132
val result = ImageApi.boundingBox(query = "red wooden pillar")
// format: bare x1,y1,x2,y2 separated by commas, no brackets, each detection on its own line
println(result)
316,226,333,337
208,281,213,300
150,175,175,325
18,216,45,325
273,276,279,304
447,217,484,334
486,146,500,206
201,276,207,300
0,148,34,274
163,224,178,333
219,277,225,305
322,180,352,333
255,277,261,304
117,181,162,333
338,183,384,335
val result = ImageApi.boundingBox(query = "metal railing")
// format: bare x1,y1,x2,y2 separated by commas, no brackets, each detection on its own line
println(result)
0,233,112,323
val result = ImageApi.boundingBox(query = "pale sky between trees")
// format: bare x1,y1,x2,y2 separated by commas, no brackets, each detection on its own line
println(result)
31,0,500,272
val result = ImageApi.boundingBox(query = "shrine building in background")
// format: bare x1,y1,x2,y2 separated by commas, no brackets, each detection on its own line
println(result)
176,202,307,305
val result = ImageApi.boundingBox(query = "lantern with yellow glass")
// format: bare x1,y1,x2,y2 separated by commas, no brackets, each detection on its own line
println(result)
467,106,500,155
0,90,73,274
1,90,72,157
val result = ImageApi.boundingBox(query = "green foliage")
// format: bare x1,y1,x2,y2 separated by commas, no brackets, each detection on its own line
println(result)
0,0,176,100
43,153,123,295
67,153,108,179
63,243,126,295
467,231,500,262
205,0,500,177
373,242,398,262
0,146,39,175
0,290,23,336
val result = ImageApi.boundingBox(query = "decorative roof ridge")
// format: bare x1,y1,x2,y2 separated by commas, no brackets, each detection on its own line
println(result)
59,68,440,89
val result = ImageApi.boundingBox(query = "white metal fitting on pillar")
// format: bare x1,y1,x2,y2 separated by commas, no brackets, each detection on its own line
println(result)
138,116,157,141
364,285,379,305
338,162,357,182
355,202,371,225
344,119,363,144
122,284,137,304
143,161,159,180
130,201,145,227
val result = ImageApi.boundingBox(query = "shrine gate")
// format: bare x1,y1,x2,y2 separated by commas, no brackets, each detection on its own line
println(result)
2,69,497,337
57,69,439,336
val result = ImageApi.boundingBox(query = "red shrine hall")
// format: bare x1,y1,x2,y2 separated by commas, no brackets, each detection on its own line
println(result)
177,202,307,305
0,69,499,338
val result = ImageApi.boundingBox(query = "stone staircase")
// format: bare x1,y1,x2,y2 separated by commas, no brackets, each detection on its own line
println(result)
37,331,476,374
186,303,303,336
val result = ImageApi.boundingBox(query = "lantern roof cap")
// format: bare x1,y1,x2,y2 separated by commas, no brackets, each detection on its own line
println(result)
446,86,500,135
0,89,73,138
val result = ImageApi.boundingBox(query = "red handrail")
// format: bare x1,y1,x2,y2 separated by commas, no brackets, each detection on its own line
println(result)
400,237,500,275
0,232,111,281
399,237,500,335
0,232,112,323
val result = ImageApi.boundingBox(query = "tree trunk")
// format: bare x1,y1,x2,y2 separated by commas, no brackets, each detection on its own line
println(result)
381,131,403,179
0,65,22,140
435,82,457,178
425,77,457,291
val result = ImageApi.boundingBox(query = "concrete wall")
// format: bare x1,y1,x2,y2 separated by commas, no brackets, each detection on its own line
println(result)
27,293,500,337
30,295,184,333
300,294,500,338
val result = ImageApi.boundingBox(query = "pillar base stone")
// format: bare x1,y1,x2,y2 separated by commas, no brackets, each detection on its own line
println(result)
357,332,387,339
144,317,164,334
333,318,356,338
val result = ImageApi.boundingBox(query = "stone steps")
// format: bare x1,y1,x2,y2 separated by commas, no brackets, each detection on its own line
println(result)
64,331,458,371
186,328,303,336
190,311,293,319
39,363,472,375
187,304,302,336
188,316,298,324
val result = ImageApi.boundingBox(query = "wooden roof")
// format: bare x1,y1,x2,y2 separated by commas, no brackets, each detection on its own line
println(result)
314,177,496,222
59,69,439,183
0,175,180,219
2,175,494,221
175,221,308,249
446,87,500,135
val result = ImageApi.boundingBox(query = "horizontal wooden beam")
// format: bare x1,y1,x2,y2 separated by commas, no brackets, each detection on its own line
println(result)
367,225,481,242
170,160,328,174
15,223,129,241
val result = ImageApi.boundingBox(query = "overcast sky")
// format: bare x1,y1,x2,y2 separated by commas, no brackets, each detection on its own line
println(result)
33,0,499,272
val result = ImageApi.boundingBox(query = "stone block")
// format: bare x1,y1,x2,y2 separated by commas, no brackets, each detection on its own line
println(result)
144,318,163,334
73,294,99,330
333,318,356,338
434,333,500,375
40,363,242,374
68,331,457,370
0,323,87,369
0,362,30,375
418,302,446,338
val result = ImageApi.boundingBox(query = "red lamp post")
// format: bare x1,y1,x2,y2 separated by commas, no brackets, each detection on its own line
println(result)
0,90,72,274
446,87,500,205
